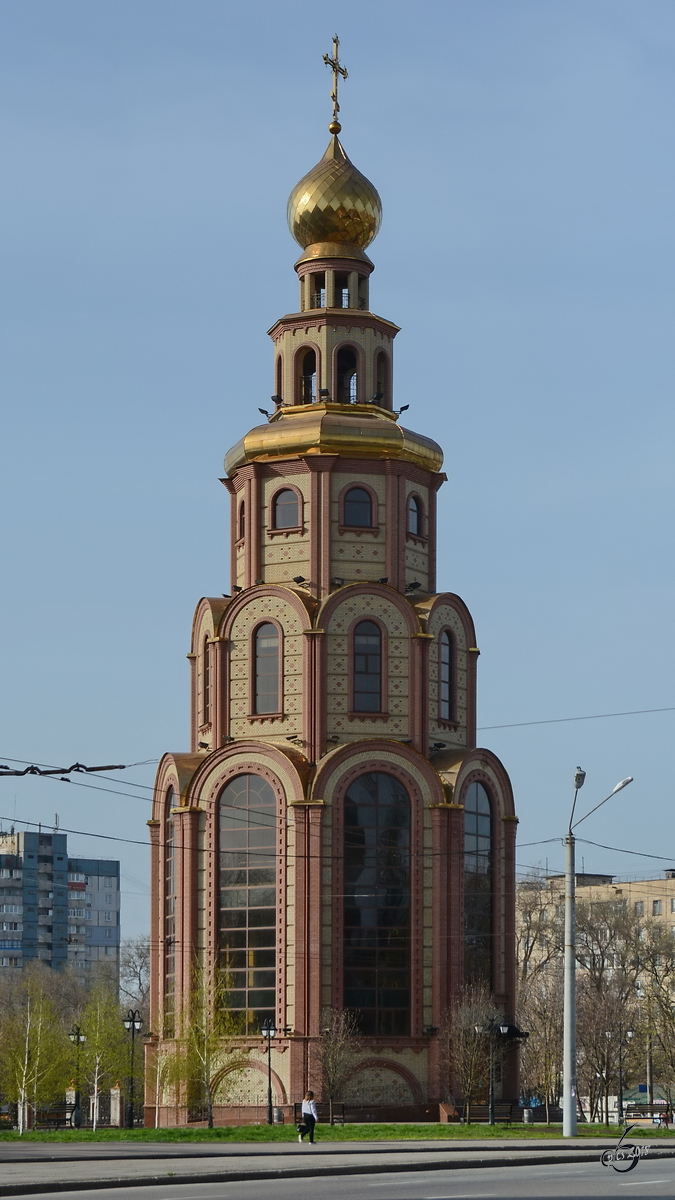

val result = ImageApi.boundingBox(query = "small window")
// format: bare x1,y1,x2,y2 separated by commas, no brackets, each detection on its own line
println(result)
343,487,372,528
301,349,316,404
635,900,644,916
255,623,280,714
353,621,381,712
275,356,283,400
336,346,358,403
239,500,246,540
671,897,675,913
407,495,422,536
273,489,299,529
653,899,663,916
439,630,453,722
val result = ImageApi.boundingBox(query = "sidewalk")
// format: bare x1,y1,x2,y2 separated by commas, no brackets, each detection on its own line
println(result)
1,1138,675,1196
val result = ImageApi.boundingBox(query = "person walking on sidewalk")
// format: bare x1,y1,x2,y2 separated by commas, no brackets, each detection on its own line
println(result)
298,1091,318,1144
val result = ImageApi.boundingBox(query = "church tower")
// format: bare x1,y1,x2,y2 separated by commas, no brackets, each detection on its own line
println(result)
148,43,518,1120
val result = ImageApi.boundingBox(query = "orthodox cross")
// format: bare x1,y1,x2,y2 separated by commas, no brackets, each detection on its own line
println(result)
323,35,348,126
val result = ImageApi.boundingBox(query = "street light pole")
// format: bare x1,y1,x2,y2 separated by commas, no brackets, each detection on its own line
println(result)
562,770,633,1138
123,1009,143,1129
69,1025,87,1129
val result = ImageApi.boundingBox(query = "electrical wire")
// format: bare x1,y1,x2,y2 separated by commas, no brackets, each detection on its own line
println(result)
478,705,675,731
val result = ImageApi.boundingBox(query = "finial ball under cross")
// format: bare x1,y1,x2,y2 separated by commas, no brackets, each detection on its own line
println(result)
323,34,348,134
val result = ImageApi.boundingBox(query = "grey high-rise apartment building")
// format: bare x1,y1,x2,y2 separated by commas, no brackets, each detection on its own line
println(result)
0,830,120,976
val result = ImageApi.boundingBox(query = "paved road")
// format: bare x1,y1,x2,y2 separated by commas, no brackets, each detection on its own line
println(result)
7,1158,675,1200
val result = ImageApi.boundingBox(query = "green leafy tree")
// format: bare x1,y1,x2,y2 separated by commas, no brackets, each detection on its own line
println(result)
80,986,128,1131
163,966,249,1127
0,967,70,1133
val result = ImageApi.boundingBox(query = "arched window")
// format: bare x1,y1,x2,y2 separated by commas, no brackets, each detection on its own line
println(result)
202,636,211,724
439,630,453,722
255,623,280,714
300,348,316,404
375,352,389,406
275,356,283,401
336,346,358,403
464,781,493,985
164,788,176,1037
343,771,410,1035
238,500,246,541
407,494,422,536
353,620,381,712
219,774,277,1033
273,489,299,530
343,487,372,528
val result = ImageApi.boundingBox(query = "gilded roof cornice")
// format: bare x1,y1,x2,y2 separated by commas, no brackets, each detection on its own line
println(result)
224,402,443,476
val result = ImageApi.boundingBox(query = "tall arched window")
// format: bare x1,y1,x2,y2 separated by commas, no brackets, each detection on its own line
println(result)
219,774,277,1033
336,346,358,403
407,494,422,535
464,781,493,985
238,500,246,541
343,772,410,1035
300,348,316,404
375,351,389,406
439,630,453,722
275,356,283,400
164,789,176,1037
353,620,381,712
255,623,280,714
273,489,299,530
343,487,372,528
202,636,211,724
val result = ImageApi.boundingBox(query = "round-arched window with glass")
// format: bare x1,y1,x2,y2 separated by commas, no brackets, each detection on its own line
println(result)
464,781,493,985
219,774,277,1033
343,487,372,528
254,623,279,714
407,495,422,536
343,771,410,1035
273,489,299,529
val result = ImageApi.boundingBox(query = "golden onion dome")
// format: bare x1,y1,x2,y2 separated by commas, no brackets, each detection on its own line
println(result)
224,403,443,477
287,135,382,251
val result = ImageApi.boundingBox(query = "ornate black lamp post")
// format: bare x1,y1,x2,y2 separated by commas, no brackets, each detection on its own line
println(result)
261,1020,292,1125
69,1025,87,1128
261,1018,277,1125
123,1009,143,1128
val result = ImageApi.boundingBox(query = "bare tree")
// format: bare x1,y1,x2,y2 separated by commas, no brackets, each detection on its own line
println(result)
120,936,150,1018
315,1007,361,1124
444,985,501,1124
516,876,563,982
518,965,563,1122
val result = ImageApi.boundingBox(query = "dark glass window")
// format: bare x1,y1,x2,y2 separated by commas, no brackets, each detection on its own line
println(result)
301,349,316,403
273,489,299,530
407,495,422,535
239,501,245,541
203,636,211,724
164,791,176,1037
219,774,277,1033
353,621,381,712
337,346,358,403
255,623,279,714
464,782,492,985
343,487,372,528
375,352,389,405
343,772,410,1036
440,630,452,722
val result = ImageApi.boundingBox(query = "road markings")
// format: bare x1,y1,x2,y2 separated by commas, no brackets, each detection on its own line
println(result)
619,1181,671,1187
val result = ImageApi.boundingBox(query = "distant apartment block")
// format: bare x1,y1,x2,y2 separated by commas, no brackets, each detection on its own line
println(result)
0,830,120,976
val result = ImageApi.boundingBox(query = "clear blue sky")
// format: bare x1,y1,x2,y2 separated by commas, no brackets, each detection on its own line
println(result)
1,0,674,937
